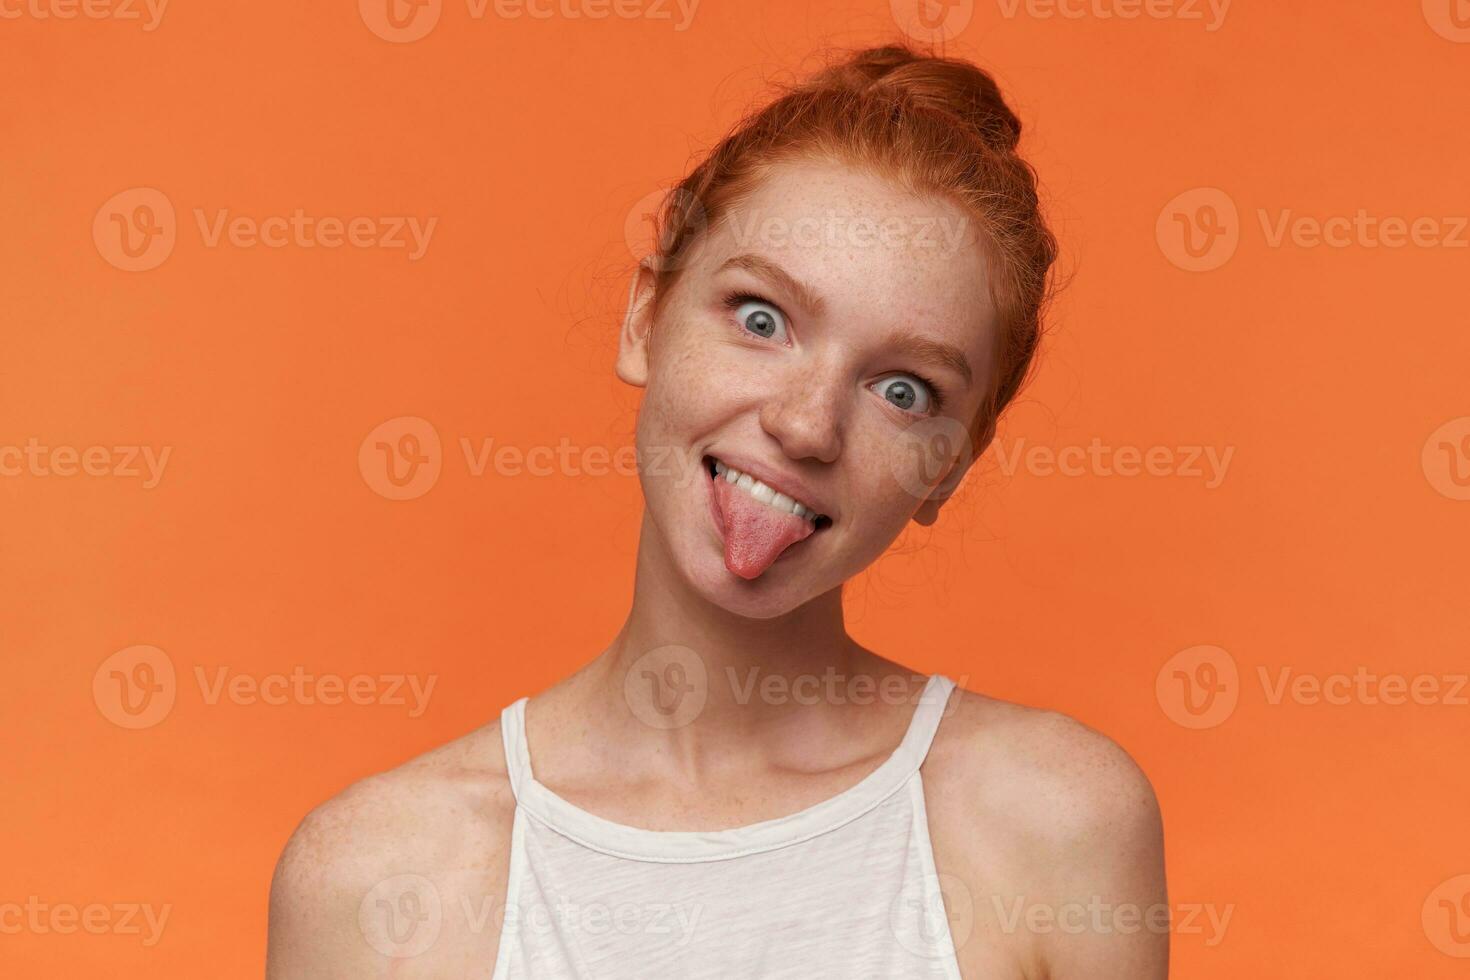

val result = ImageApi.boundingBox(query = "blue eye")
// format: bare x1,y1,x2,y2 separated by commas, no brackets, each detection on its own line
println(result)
872,375,934,415
732,298,788,342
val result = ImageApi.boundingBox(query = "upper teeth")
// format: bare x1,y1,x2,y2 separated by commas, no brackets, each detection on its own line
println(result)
713,458,819,522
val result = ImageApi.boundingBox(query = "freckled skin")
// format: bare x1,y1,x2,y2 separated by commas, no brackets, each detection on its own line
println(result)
266,158,1168,980
618,157,997,619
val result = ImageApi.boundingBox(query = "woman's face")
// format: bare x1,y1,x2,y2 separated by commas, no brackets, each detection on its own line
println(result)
617,157,998,619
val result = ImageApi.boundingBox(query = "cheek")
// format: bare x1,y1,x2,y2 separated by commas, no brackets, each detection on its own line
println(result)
839,440,928,538
645,349,717,433
631,353,729,481
642,319,751,429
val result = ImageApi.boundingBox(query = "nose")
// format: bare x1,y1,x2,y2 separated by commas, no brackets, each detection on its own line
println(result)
758,362,844,463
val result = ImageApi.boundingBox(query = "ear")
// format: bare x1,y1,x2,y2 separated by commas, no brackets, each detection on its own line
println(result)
615,257,660,388
911,452,975,527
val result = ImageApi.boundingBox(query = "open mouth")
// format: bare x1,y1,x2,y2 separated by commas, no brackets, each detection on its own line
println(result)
701,452,833,579
702,454,833,531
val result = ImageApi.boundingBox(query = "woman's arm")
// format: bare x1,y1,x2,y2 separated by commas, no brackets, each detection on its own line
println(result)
266,732,517,978
1029,735,1168,978
927,695,1169,979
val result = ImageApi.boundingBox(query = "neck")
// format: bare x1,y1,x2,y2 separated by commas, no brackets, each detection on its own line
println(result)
565,510,912,768
629,508,864,691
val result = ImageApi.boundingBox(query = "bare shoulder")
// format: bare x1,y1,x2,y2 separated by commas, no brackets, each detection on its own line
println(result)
923,685,1168,978
925,686,1162,847
265,718,517,979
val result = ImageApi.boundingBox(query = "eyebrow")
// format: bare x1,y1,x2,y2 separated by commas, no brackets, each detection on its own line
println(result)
717,252,976,389
718,253,828,318
882,332,975,388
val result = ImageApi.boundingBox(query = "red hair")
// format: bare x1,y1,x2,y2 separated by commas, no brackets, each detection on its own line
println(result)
647,44,1059,456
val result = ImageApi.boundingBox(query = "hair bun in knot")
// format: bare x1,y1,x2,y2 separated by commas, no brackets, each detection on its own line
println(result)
806,43,1023,155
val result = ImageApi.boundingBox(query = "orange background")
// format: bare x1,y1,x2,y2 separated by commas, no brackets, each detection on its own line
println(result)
4,0,1469,975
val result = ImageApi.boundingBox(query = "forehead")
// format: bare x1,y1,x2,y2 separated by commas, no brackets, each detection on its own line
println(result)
699,157,996,344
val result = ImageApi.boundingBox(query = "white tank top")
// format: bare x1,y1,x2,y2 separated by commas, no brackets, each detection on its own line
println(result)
492,673,962,979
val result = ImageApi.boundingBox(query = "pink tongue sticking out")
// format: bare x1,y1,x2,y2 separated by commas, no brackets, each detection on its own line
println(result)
712,476,816,580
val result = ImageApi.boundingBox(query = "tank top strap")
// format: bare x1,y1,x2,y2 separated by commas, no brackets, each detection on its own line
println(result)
499,696,533,801
895,673,957,772
494,673,957,862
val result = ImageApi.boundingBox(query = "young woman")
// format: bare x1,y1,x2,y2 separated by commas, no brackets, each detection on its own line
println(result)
267,44,1168,979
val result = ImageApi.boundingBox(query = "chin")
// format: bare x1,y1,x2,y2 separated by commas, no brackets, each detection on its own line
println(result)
679,542,827,620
